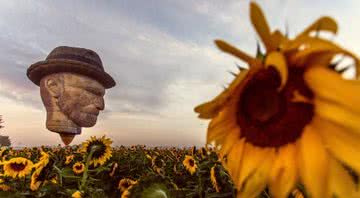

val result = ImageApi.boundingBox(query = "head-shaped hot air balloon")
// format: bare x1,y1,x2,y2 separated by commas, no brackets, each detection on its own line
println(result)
27,46,115,145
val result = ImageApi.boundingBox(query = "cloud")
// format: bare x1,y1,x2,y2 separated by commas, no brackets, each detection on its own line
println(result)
0,0,238,116
0,0,235,146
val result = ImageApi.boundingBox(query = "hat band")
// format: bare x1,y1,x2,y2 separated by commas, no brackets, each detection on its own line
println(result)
47,54,104,70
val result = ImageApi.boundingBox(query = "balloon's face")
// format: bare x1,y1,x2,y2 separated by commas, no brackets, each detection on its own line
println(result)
57,73,106,127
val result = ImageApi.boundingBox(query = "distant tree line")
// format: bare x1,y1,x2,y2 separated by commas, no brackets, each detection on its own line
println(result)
0,115,3,129
0,116,11,146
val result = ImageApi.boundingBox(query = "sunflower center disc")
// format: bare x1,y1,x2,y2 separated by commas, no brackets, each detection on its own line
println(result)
237,67,314,147
189,159,195,167
87,140,106,159
122,181,131,188
10,163,26,171
244,83,282,123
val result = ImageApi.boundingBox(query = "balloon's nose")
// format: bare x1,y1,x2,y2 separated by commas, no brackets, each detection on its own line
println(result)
95,97,105,111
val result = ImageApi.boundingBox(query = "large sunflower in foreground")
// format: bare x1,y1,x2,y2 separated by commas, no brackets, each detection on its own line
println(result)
195,2,360,198
3,157,34,179
80,136,112,167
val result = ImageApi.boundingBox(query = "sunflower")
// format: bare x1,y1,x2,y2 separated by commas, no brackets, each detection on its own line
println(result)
194,2,360,198
0,179,10,192
0,184,10,191
65,155,74,165
0,147,8,158
30,153,55,191
43,174,57,185
80,135,112,167
72,190,83,198
151,156,165,170
34,151,50,169
49,174,57,184
3,157,33,179
121,189,131,198
146,154,152,160
182,155,197,175
130,145,136,150
118,178,137,192
292,188,305,198
30,167,43,191
210,165,220,192
72,162,85,174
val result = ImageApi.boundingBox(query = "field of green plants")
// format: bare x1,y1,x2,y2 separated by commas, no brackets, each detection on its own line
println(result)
0,135,307,198
0,136,238,198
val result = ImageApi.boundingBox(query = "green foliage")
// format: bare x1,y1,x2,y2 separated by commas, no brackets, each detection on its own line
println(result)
0,143,310,198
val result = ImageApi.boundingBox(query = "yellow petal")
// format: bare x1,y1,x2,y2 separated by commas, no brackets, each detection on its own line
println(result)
304,51,336,67
271,30,288,49
269,144,298,198
214,40,256,64
207,126,240,145
237,145,275,198
297,16,338,39
219,130,241,157
232,144,274,195
314,99,360,132
313,116,360,174
194,100,224,119
236,143,267,187
250,2,275,51
328,157,357,198
291,189,305,198
207,108,238,143
207,123,232,144
298,125,330,198
226,139,245,184
287,37,359,67
305,66,360,113
194,69,249,119
265,51,288,90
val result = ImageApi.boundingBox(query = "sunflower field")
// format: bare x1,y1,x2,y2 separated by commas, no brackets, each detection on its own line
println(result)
0,135,312,198
0,135,243,198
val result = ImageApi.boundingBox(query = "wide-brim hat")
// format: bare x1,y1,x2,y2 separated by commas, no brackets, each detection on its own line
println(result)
27,46,116,89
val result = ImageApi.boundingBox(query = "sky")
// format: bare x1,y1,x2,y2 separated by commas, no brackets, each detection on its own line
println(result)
0,0,359,147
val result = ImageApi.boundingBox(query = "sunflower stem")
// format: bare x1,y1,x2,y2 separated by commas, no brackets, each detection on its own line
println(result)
53,165,63,186
197,164,203,198
80,145,98,191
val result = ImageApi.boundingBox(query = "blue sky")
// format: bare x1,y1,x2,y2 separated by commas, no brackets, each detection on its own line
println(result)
0,0,359,147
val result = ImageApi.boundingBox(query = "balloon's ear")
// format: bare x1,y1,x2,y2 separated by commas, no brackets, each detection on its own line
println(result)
44,77,63,98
